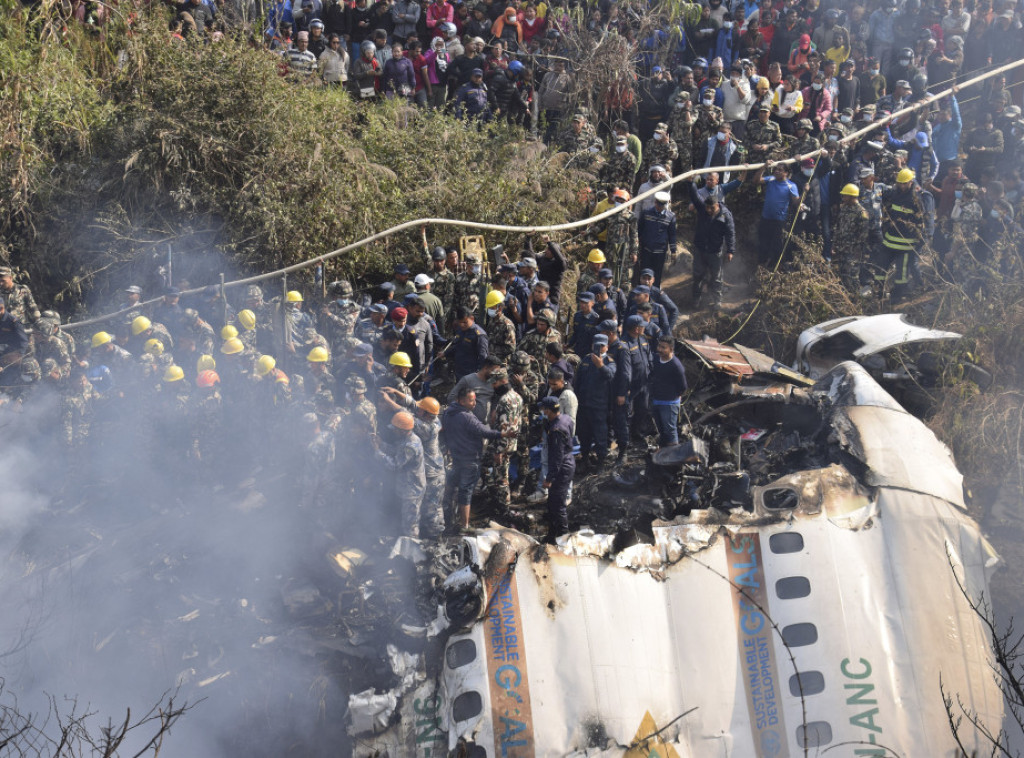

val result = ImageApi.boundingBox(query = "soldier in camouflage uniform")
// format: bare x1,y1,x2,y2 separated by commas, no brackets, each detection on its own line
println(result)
429,248,457,327
299,412,337,512
481,368,523,507
0,266,41,329
576,249,606,297
790,119,820,159
745,104,783,172
342,374,377,434
603,190,640,282
62,369,97,447
518,309,561,367
452,251,484,322
181,309,216,355
374,410,426,537
599,135,638,193
667,93,695,175
556,112,602,167
692,93,724,167
948,183,984,278
319,280,361,345
833,184,871,291
41,310,76,366
484,290,517,363
33,317,72,380
643,123,679,178
875,149,903,187
508,349,542,486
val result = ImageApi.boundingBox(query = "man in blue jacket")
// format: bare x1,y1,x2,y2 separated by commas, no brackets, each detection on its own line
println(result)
539,396,575,543
931,94,962,181
574,333,616,466
637,192,679,287
687,181,736,308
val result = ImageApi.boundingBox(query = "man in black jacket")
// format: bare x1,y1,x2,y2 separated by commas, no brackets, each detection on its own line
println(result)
539,396,575,543
686,182,735,308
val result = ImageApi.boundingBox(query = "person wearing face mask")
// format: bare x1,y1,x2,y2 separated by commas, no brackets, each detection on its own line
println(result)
787,33,816,76
423,36,451,109
667,93,696,173
711,13,740,66
601,189,640,282
600,135,639,193
483,290,516,364
701,122,740,182
721,63,754,136
637,66,675,143
744,103,782,180
947,182,983,273
693,88,724,164
886,47,918,95
835,59,860,114
800,72,832,134
643,124,679,179
859,55,885,105
790,118,819,159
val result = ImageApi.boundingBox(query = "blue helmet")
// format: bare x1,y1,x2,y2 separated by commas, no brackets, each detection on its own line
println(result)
87,365,113,395
507,60,525,76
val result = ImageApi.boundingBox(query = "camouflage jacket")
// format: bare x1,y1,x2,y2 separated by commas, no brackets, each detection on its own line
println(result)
61,383,97,446
1,283,40,326
834,203,870,255
432,269,456,314
485,312,517,362
643,137,679,177
668,110,695,172
744,119,783,160
598,150,638,193
790,134,820,159
692,106,724,152
487,388,523,453
518,327,561,366
453,271,483,317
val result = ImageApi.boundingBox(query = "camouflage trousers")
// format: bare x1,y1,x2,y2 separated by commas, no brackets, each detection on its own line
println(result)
420,474,445,539
400,491,427,539
832,246,862,291
482,443,515,506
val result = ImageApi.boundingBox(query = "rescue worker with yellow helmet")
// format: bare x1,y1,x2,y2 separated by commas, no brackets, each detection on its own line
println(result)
305,345,334,396
833,183,871,293
379,350,413,397
127,314,174,357
577,248,607,295
875,167,925,301
89,330,133,371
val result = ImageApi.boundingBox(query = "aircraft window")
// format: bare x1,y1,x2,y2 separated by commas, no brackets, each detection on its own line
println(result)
796,721,833,747
781,623,818,647
776,576,811,599
452,691,483,722
446,639,477,669
789,671,825,697
764,488,800,510
769,532,804,554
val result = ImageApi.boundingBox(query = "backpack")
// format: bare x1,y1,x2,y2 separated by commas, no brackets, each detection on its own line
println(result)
435,51,449,75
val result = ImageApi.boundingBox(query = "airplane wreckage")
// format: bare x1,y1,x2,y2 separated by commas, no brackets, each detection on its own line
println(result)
0,320,1004,757
346,330,1004,758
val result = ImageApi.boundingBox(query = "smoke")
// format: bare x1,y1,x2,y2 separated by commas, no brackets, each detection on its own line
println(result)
0,253,404,756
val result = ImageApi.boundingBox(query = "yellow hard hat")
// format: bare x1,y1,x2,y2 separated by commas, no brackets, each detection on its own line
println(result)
256,354,277,376
417,396,441,415
237,309,256,331
286,290,304,303
91,331,113,348
485,290,505,309
389,351,412,368
221,337,244,355
896,167,915,184
392,411,415,430
840,183,860,197
131,316,151,336
220,324,239,340
197,354,217,373
144,338,164,356
163,364,185,383
588,248,607,264
307,346,330,363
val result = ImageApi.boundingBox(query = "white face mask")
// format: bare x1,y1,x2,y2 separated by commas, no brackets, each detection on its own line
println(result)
472,264,482,275
840,115,852,123
723,20,733,28
828,133,839,141
655,133,664,141
871,69,880,76
899,58,910,65
717,131,728,141
802,167,814,176
991,209,1001,218
486,307,499,317
703,98,714,106
616,145,627,153
675,101,687,108
812,82,823,90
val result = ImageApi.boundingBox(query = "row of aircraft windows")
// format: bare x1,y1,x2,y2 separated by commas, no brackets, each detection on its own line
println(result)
771,530,834,749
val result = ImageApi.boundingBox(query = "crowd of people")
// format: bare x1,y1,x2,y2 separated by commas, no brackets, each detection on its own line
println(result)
7,0,1024,545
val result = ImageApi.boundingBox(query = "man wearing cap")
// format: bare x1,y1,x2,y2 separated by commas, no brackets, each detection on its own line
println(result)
667,92,695,173
637,66,675,143
637,191,679,287
627,285,671,334
600,269,629,316
856,166,887,263
588,283,616,323
537,395,575,542
519,308,560,367
685,179,735,307
0,267,40,330
568,292,601,356
153,286,183,331
636,165,670,213
847,139,884,183
884,126,938,185
573,332,615,467
481,367,523,508
455,68,491,121
118,285,144,316
556,112,601,158
599,135,638,193
622,314,653,439
874,78,910,122
449,306,489,381
390,263,416,298
693,89,725,165
637,268,679,329
643,123,679,179
790,118,818,159
356,303,389,344
536,236,568,307
744,102,782,174
412,273,444,325
286,31,318,77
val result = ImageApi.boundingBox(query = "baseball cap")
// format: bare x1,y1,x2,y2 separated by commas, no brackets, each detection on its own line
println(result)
639,268,655,278
631,285,651,296
598,319,618,332
588,283,607,295
577,291,595,302
394,263,411,275
592,334,609,346
414,273,434,286
519,257,538,269
598,268,614,278
624,315,644,329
